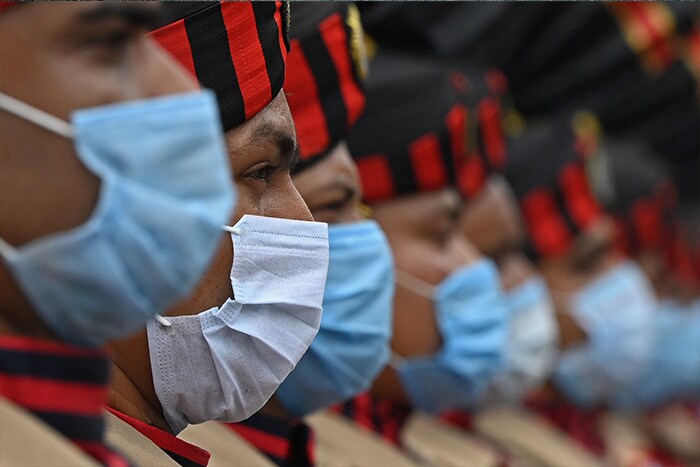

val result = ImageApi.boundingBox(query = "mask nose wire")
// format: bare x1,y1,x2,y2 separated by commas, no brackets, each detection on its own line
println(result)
0,92,74,139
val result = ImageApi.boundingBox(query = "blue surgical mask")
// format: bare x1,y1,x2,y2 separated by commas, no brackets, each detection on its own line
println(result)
390,259,509,414
0,91,235,347
276,220,394,417
481,276,559,405
554,261,657,408
611,299,700,410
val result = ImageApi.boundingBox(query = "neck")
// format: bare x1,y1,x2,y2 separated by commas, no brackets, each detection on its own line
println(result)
108,362,172,433
370,366,410,405
529,380,567,405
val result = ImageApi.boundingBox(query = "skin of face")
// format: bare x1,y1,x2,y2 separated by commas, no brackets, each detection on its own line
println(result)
539,217,622,349
636,248,673,299
368,188,482,403
292,142,365,225
459,177,537,292
461,177,621,352
0,2,197,338
462,176,627,402
107,91,314,432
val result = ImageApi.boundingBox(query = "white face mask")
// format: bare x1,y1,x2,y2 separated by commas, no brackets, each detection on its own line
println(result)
147,214,329,434
481,276,559,405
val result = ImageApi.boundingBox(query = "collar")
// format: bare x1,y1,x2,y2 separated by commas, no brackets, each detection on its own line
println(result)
525,392,605,455
440,410,475,431
226,412,315,467
106,407,210,467
334,392,412,446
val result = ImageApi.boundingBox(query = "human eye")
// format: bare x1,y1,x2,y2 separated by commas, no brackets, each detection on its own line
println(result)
433,227,453,248
317,188,355,214
81,25,143,63
244,163,279,183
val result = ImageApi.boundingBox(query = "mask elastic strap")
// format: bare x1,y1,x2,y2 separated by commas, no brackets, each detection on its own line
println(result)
388,352,407,371
222,225,242,235
394,269,435,300
154,314,172,327
0,92,74,139
0,236,17,261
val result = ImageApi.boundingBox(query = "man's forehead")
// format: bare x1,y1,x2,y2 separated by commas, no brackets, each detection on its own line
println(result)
3,2,163,23
73,2,162,24
0,1,17,13
224,101,298,171
248,93,296,150
0,2,164,39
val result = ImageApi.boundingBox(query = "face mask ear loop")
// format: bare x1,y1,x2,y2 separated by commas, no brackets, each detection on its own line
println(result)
0,236,18,261
394,269,435,300
388,352,407,371
0,92,74,139
222,225,243,235
154,315,172,327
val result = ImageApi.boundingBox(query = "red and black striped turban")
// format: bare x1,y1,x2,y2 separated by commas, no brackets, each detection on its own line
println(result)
357,3,700,205
346,50,477,204
590,138,677,257
150,1,290,131
286,2,367,173
503,119,604,259
448,61,511,199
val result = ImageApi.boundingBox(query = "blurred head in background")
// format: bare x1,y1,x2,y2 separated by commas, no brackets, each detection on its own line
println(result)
347,50,510,414
502,118,658,409
272,2,395,418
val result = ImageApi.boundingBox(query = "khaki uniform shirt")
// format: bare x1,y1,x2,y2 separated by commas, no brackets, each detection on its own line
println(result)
0,397,98,467
306,411,419,467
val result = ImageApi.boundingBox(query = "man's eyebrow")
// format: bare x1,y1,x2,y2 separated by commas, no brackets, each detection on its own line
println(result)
315,180,358,201
250,121,299,169
77,4,164,28
443,195,464,222
422,198,462,226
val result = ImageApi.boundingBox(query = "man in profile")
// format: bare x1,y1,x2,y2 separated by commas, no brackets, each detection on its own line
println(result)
0,3,235,464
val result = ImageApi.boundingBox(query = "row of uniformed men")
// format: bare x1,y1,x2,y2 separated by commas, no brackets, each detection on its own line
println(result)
1,2,699,467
